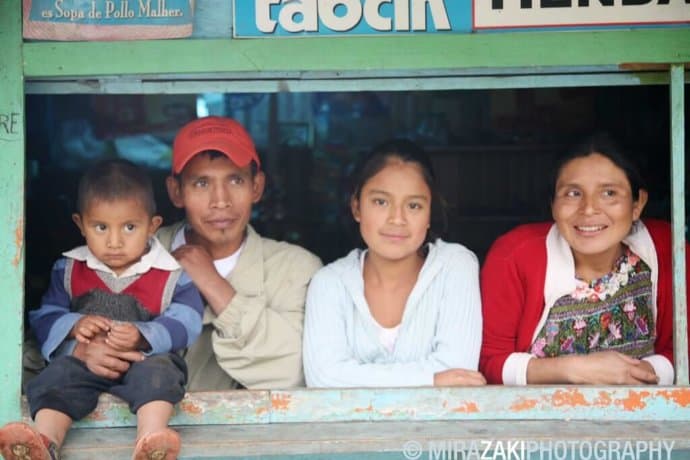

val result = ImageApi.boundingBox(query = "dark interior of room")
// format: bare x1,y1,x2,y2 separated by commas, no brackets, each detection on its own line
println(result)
24,86,686,313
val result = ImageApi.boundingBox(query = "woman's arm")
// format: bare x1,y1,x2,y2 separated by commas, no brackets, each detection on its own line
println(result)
526,351,658,384
479,236,533,384
644,219,690,385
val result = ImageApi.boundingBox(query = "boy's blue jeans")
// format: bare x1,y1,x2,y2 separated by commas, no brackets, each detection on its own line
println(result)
25,353,187,420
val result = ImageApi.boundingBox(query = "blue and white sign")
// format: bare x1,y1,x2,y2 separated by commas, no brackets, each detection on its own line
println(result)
233,0,471,37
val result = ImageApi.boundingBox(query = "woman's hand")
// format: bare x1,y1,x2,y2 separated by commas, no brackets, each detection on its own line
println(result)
527,351,659,384
568,351,659,384
434,368,487,386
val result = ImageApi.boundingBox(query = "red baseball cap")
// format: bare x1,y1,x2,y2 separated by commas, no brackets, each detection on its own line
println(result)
172,116,261,174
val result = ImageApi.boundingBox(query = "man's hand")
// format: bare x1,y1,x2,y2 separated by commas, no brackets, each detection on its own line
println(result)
172,244,235,315
172,244,217,282
73,336,144,379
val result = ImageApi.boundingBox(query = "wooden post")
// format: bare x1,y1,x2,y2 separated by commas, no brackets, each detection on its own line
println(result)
671,64,688,386
0,0,26,424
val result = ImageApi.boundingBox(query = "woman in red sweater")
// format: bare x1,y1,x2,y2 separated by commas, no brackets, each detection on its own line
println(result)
480,134,689,385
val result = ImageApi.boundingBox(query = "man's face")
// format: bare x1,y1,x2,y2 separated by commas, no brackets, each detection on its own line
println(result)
167,153,264,259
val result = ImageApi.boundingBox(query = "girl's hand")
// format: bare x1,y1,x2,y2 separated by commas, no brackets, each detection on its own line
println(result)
434,368,487,386
71,315,112,344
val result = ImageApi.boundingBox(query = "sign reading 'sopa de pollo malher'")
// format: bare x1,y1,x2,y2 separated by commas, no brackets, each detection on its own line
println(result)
232,0,689,37
23,0,194,40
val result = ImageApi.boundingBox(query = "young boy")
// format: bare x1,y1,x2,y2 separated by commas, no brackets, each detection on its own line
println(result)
0,159,204,460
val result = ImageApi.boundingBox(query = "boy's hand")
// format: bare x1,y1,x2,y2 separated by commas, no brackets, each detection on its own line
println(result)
71,315,112,344
106,321,148,352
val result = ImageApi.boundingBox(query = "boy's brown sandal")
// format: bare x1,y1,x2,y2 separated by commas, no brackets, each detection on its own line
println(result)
0,422,59,460
132,428,180,460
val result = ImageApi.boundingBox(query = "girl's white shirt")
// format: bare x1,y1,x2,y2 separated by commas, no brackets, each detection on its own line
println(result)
304,239,482,388
357,250,403,353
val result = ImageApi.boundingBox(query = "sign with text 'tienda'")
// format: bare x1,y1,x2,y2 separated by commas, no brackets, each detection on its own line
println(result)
233,0,689,37
475,0,690,30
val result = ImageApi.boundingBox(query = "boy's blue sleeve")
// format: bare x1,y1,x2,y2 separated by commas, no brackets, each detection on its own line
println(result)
134,270,204,355
29,258,83,361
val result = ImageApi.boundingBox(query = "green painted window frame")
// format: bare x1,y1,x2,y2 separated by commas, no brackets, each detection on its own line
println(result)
2,1,689,424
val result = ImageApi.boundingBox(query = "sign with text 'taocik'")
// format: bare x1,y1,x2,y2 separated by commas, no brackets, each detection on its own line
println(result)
232,0,472,37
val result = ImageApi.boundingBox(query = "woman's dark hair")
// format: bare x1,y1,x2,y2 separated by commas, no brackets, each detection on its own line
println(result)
77,158,156,216
549,132,647,203
350,138,448,245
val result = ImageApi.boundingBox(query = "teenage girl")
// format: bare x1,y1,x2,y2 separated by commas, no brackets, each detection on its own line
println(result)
303,139,486,388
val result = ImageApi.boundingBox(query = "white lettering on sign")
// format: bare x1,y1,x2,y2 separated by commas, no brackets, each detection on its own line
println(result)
475,0,690,28
256,0,450,33
54,0,86,20
105,0,135,18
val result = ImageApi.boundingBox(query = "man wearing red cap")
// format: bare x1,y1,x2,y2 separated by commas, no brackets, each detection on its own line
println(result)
152,116,322,390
